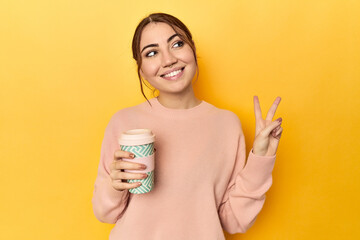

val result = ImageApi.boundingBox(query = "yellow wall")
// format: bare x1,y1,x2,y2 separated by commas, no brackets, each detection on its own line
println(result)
1,0,359,239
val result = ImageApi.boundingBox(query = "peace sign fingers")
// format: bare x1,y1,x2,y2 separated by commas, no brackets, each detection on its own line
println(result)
265,96,281,121
252,95,283,156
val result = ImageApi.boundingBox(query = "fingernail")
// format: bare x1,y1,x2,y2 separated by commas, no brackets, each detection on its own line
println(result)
141,165,147,170
130,154,135,158
276,117,282,123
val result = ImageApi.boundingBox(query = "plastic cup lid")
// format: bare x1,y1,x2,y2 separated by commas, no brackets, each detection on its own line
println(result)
118,128,155,146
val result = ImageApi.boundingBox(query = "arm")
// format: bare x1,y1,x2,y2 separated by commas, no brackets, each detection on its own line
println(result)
91,115,130,223
219,96,282,233
218,126,276,234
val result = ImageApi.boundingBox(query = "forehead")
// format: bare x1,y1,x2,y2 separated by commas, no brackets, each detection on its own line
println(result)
140,22,177,48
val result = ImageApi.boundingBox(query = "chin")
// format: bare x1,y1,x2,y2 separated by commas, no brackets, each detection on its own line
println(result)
162,82,194,95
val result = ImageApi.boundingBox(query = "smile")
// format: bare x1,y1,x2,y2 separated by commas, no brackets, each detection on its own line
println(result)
160,67,185,79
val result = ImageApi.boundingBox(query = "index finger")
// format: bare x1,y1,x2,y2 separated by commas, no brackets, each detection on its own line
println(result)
253,96,263,122
265,96,281,121
114,150,134,160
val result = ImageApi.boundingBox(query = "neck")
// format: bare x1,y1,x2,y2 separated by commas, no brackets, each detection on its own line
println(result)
157,89,201,109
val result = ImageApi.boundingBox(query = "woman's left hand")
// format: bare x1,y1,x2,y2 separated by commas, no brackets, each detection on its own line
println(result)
252,96,283,156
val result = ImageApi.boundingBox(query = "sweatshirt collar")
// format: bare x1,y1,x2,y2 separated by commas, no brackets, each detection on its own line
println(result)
144,97,212,118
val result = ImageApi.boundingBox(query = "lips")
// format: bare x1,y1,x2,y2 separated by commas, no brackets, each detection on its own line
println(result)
160,67,185,78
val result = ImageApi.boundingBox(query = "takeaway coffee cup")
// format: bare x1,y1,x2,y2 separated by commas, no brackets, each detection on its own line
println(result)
118,129,155,194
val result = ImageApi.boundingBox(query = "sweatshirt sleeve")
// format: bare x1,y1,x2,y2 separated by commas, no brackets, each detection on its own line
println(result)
218,121,276,234
91,114,130,224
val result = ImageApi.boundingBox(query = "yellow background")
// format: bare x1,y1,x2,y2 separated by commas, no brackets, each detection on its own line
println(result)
1,0,359,239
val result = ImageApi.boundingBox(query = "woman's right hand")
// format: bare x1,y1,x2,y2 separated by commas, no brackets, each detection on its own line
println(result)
110,150,148,191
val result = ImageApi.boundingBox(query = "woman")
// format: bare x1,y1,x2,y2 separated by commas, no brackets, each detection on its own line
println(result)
92,12,283,240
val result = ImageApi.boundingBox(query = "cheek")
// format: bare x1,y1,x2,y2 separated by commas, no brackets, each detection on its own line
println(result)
179,47,196,65
141,60,160,78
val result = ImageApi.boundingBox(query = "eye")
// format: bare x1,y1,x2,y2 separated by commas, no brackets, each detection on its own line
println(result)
145,50,157,57
173,40,184,48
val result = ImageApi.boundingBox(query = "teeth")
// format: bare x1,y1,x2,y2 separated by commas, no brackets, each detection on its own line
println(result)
163,69,182,78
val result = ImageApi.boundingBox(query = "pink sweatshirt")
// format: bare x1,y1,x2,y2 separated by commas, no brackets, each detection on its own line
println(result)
92,97,276,240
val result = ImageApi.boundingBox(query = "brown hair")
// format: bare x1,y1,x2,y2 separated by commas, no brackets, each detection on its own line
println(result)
132,13,199,106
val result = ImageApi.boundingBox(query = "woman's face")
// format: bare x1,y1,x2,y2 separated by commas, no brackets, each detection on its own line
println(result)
139,22,197,96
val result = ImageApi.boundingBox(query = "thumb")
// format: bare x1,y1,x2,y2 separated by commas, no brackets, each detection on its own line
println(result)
261,118,282,137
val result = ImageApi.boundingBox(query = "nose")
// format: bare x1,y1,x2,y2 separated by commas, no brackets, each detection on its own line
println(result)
161,49,177,68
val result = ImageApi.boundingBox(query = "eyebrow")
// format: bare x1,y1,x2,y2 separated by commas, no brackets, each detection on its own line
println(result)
140,33,180,53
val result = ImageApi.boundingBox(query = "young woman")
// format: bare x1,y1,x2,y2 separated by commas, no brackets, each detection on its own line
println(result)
92,12,283,240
